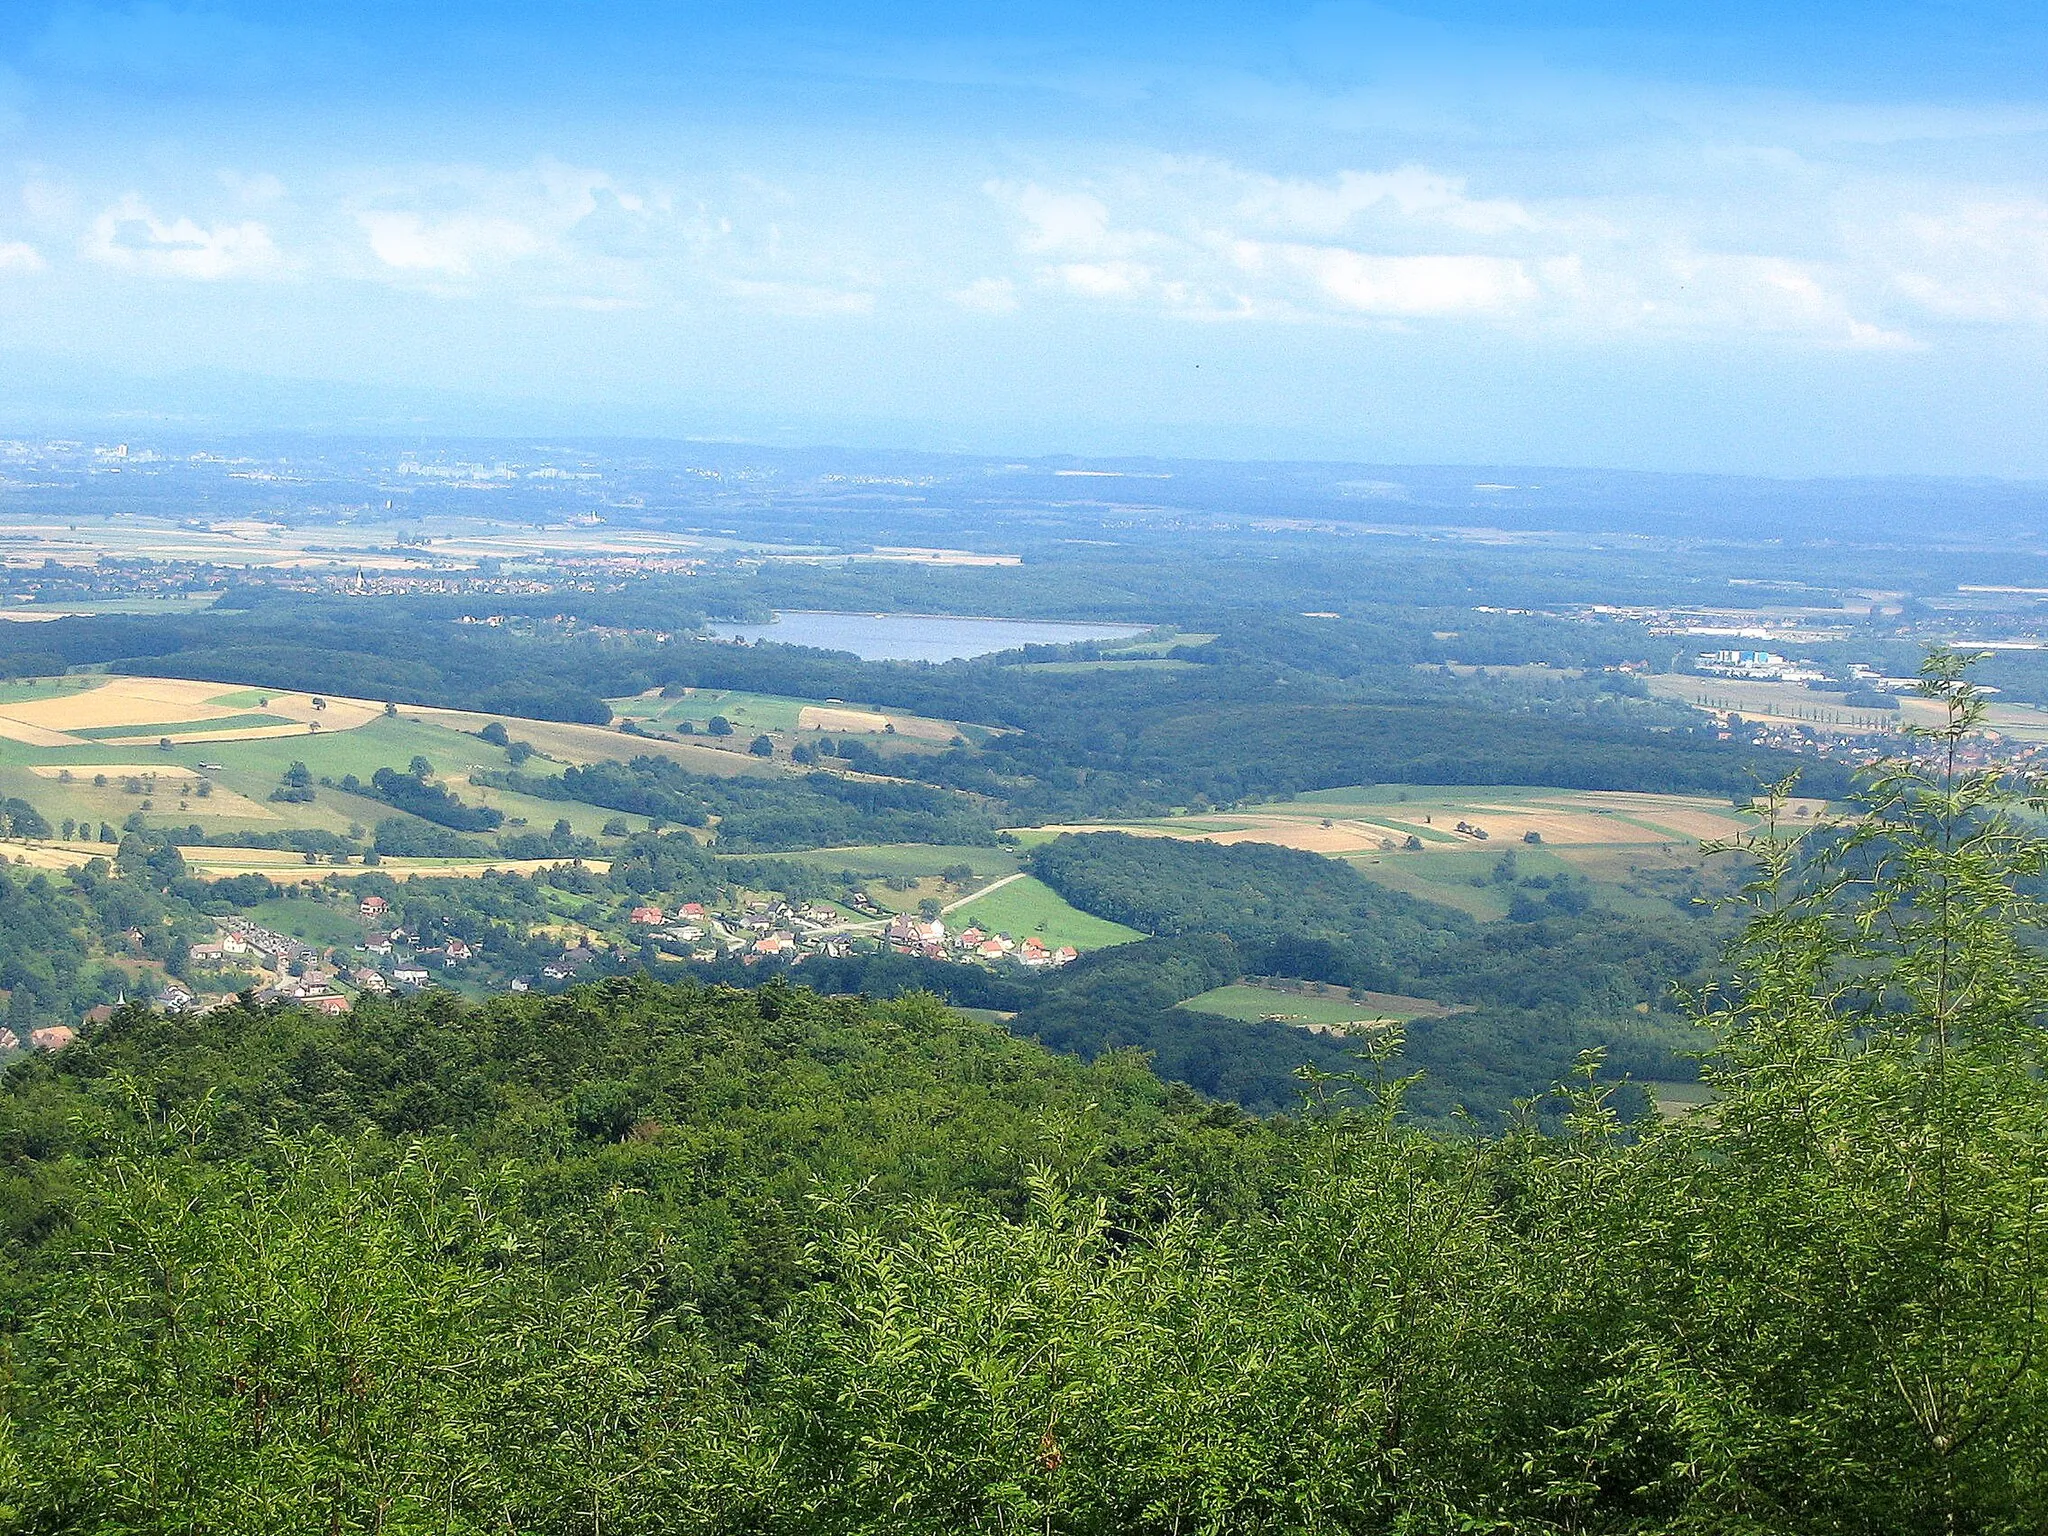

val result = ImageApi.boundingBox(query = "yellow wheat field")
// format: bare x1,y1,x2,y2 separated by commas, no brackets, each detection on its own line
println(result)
0,677,382,746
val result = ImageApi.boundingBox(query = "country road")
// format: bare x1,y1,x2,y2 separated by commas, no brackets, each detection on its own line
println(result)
942,871,1026,914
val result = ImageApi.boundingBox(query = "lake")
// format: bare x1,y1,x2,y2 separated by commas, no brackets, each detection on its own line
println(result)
704,610,1150,662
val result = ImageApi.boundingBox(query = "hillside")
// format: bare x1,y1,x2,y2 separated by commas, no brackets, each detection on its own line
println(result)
4,733,2046,1535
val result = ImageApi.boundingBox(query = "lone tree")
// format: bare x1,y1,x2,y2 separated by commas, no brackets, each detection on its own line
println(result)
748,735,775,757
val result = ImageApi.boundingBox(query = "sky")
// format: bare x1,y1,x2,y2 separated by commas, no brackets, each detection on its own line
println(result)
1,1,2046,475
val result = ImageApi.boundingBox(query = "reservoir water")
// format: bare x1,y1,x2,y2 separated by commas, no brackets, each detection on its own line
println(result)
705,610,1149,663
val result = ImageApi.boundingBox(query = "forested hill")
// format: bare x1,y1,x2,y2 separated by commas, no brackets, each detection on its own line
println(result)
1007,832,1715,1117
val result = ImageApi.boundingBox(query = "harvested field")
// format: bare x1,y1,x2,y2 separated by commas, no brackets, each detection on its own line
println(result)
0,677,381,747
798,705,890,732
796,704,957,740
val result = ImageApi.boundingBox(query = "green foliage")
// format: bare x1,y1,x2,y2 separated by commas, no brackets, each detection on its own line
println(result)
482,756,999,851
2,656,2043,1530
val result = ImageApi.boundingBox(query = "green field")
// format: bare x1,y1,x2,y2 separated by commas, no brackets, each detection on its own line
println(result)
70,713,288,740
245,896,369,949
1178,982,1442,1028
947,874,1141,950
0,677,99,702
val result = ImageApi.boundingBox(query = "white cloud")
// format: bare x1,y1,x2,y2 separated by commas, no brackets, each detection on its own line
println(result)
1884,200,2048,323
84,194,279,279
980,157,1917,344
0,240,43,272
1055,260,1152,298
1000,183,1113,254
359,210,543,276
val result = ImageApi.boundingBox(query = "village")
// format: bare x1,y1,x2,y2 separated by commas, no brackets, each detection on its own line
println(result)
0,883,1084,1050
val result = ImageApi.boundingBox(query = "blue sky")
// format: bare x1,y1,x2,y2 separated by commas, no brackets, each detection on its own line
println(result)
1,1,2046,474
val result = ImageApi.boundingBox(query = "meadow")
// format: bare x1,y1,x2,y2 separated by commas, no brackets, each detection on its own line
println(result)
945,873,1143,950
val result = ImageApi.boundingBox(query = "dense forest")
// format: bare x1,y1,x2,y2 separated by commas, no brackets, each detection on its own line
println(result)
481,756,1001,851
0,672,2041,1530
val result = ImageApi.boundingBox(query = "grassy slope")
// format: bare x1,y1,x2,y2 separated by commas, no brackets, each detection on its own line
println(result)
948,874,1142,950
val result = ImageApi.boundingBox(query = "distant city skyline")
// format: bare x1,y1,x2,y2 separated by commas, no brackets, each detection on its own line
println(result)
1,1,2045,476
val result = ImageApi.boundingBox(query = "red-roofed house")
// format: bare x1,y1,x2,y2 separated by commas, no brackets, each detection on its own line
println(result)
629,905,666,925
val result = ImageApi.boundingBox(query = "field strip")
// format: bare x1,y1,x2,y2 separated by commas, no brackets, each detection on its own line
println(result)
0,839,609,882
93,723,327,745
0,719,86,747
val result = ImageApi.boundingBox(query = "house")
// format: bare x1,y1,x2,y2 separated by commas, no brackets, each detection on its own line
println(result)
31,1025,77,1051
359,895,388,920
220,932,251,955
351,968,390,993
363,933,393,955
752,934,792,956
629,905,666,925
508,977,531,993
957,927,985,947
82,1003,118,1027
1053,946,1078,966
393,964,430,988
443,936,473,964
159,983,197,1012
304,993,350,1016
679,902,705,918
187,941,227,964
0,1028,18,1053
